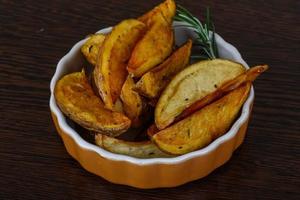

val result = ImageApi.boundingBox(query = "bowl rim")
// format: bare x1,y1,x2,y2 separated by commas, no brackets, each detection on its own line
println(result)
49,23,254,165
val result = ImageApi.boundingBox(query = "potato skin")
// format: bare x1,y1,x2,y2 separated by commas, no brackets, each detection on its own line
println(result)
81,34,106,66
93,19,146,110
147,124,159,138
138,0,176,24
127,6,175,77
95,134,172,158
120,76,143,127
153,83,251,155
54,70,131,136
135,39,192,98
155,59,246,129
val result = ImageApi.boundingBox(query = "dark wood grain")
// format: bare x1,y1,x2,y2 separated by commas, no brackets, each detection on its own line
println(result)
1,0,299,199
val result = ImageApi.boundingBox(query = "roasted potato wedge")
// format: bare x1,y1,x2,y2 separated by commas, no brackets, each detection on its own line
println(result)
155,59,246,129
138,0,176,24
127,10,174,77
54,70,131,136
120,76,143,127
94,19,146,110
81,33,106,66
177,65,269,121
135,39,192,98
152,83,251,155
95,134,172,158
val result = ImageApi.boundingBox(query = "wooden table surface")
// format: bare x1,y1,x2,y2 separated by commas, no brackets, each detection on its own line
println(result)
1,0,299,199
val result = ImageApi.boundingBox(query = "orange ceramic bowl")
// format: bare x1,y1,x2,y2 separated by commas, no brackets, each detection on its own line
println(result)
50,22,254,189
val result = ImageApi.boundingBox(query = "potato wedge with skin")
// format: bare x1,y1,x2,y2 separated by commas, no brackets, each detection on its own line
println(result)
94,19,146,110
95,134,172,158
54,70,131,136
138,0,176,24
155,59,246,129
135,39,192,98
152,83,251,155
120,76,143,127
177,65,269,121
81,34,106,66
127,11,174,77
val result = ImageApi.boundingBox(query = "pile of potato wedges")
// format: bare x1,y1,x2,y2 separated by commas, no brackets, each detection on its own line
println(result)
54,0,268,158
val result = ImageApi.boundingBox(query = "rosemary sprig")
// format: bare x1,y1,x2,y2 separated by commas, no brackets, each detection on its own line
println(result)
174,5,219,59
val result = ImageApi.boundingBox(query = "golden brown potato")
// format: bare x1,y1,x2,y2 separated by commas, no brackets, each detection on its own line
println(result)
94,19,146,110
81,33,106,66
155,59,246,129
177,65,269,121
54,70,131,136
138,0,176,24
135,39,192,98
120,76,143,127
95,134,172,158
152,83,251,155
127,9,175,77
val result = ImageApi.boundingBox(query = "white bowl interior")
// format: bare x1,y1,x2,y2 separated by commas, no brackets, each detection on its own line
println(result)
50,22,254,165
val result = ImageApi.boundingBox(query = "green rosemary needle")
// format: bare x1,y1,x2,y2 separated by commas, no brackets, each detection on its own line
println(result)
174,5,219,59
